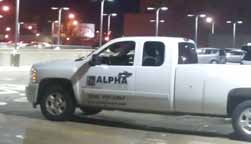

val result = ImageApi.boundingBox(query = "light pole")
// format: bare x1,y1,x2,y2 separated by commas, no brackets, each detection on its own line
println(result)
206,17,215,35
150,19,165,23
147,6,168,36
103,13,117,36
150,19,165,30
50,20,58,37
187,14,207,45
226,20,243,48
15,0,20,51
51,7,69,49
99,0,114,47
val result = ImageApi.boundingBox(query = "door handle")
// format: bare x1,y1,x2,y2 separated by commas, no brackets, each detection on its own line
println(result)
118,71,132,78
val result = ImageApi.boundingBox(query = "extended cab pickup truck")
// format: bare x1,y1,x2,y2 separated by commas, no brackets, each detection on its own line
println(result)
26,37,251,140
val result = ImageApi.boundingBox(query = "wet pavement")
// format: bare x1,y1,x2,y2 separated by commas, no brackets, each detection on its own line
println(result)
0,70,249,144
0,112,247,144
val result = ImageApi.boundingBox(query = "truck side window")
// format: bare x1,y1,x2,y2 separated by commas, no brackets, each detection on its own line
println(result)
98,41,135,66
178,42,198,64
142,42,165,66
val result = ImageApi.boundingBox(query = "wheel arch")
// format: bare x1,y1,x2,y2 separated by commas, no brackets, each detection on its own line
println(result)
37,78,77,105
210,59,218,63
227,88,251,116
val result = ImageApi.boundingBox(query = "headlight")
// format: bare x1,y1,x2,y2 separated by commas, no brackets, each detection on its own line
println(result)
31,67,38,83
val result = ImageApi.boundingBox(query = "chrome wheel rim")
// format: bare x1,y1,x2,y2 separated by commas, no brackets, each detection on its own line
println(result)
239,108,251,135
45,92,66,116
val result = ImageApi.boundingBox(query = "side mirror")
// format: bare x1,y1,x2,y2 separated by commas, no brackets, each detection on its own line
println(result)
89,54,97,66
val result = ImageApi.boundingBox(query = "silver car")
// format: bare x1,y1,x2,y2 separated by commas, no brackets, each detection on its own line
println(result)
226,49,245,63
197,48,227,64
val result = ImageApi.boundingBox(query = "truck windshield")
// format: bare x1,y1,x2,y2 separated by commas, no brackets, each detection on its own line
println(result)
178,42,198,64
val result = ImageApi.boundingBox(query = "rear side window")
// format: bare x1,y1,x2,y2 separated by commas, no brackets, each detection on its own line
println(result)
219,50,226,56
142,42,165,66
205,50,212,54
178,42,198,64
230,51,243,55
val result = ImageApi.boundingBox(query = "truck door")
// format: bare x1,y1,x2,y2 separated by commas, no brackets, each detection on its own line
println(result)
80,41,136,109
175,42,204,114
134,41,172,112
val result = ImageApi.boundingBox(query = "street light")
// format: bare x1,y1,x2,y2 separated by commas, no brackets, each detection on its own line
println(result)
2,5,10,12
205,17,215,35
4,34,9,39
51,7,69,49
5,27,11,32
72,20,79,26
68,13,75,19
27,25,33,30
103,13,117,38
147,6,168,36
226,20,243,48
99,0,114,47
187,13,207,45
150,19,165,23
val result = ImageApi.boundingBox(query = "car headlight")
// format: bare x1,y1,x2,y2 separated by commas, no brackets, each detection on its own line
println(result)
31,67,38,83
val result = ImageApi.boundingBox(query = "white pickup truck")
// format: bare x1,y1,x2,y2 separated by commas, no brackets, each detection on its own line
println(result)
26,37,251,140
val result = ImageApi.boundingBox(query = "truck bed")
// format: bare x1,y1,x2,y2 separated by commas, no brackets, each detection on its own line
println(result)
174,64,251,116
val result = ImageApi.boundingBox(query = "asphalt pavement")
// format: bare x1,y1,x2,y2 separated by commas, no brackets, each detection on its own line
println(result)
0,68,249,144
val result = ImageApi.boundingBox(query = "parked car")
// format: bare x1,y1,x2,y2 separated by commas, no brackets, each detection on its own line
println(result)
197,48,227,64
21,42,52,49
226,49,246,63
241,43,251,65
241,43,251,52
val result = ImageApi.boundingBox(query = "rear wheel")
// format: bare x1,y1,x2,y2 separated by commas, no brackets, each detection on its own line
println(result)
40,85,76,121
80,107,101,115
210,60,218,64
232,100,251,141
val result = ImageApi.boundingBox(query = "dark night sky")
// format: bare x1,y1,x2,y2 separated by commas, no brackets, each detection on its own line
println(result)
18,0,140,36
2,0,251,37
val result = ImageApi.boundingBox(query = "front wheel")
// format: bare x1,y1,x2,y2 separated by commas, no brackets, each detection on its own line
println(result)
40,85,76,121
232,100,251,141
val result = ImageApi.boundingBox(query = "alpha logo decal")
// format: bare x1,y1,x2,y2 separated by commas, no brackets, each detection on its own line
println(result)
87,76,96,86
87,76,128,86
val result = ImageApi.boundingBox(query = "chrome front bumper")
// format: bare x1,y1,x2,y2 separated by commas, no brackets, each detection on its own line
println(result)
25,83,39,107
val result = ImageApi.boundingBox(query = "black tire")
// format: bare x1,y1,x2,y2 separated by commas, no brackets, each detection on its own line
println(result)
80,107,101,115
40,85,76,121
232,100,251,141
